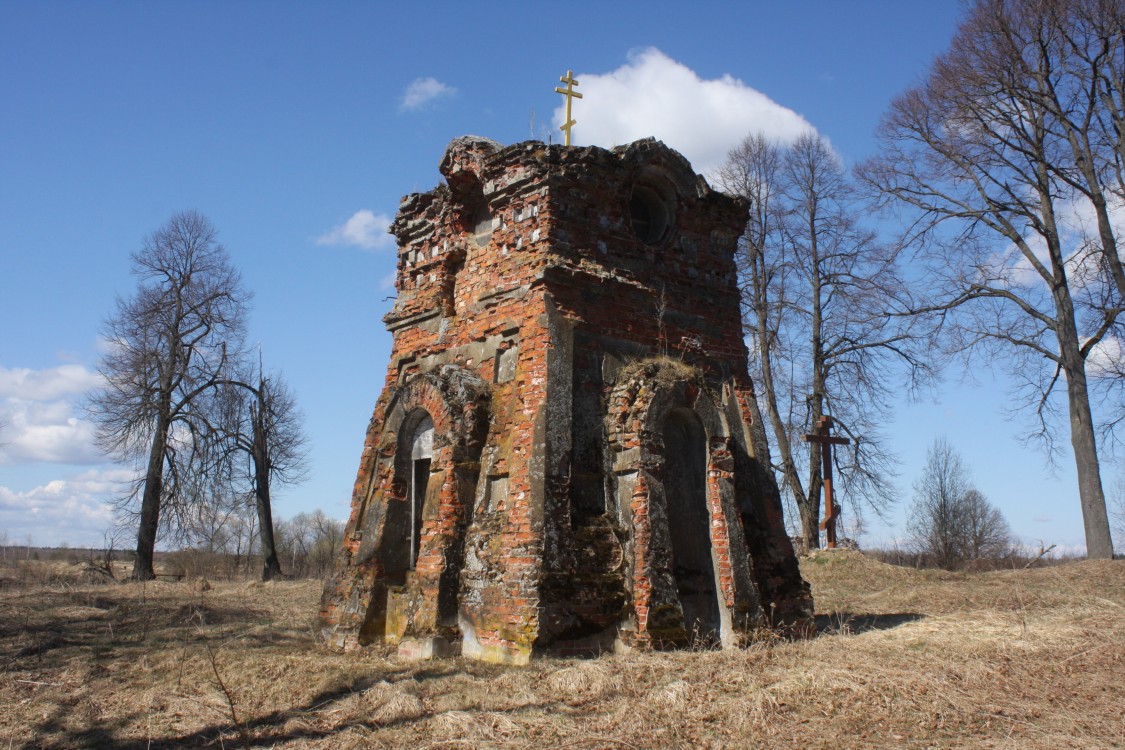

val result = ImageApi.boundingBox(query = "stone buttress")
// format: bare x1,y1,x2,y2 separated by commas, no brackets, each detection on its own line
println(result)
320,136,813,664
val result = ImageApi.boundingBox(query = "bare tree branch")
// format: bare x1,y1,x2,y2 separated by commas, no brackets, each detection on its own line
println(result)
858,0,1119,557
715,132,934,548
88,211,251,579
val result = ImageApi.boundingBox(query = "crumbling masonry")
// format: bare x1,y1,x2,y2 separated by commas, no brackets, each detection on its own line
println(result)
320,136,813,663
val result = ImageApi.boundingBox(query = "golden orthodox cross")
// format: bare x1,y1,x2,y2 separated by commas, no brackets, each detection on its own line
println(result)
802,416,850,549
554,69,582,146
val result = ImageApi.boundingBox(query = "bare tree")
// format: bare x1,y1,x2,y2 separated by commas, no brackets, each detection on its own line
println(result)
276,510,343,579
909,438,1011,568
960,488,1013,561
212,366,308,580
172,491,259,578
89,527,127,579
990,0,1125,302
858,0,1118,558
245,373,306,580
715,132,930,549
178,470,247,554
715,134,804,529
89,211,250,579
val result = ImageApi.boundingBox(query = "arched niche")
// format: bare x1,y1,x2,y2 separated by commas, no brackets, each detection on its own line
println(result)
661,407,721,643
605,360,759,648
372,408,437,577
353,365,491,643
629,170,677,245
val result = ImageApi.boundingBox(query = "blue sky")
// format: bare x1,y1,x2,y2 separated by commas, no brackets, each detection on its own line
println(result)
0,1,1108,553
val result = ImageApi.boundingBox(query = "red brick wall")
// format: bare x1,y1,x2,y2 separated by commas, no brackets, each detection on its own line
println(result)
320,136,813,660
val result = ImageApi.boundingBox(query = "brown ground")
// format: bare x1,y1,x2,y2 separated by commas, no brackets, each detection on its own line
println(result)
1,551,1122,749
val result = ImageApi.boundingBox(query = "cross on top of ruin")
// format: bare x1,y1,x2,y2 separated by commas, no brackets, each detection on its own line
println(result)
554,70,582,146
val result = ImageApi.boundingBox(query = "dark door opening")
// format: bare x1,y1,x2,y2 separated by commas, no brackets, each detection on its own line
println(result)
662,408,721,644
408,414,434,570
410,458,430,568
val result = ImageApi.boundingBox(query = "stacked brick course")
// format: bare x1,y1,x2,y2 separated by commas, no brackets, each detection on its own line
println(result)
320,136,812,663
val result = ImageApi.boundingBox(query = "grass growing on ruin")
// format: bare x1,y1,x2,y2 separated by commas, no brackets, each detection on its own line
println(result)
2,551,1122,749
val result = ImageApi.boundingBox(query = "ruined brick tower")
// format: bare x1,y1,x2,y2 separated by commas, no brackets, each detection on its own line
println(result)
320,136,812,663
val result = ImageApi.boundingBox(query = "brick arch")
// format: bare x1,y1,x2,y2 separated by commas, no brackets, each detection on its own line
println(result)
328,365,490,650
605,360,759,648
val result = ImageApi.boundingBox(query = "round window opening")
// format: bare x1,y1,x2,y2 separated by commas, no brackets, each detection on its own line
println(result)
630,183,672,245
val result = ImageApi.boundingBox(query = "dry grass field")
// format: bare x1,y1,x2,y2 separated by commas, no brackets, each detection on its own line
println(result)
2,550,1122,749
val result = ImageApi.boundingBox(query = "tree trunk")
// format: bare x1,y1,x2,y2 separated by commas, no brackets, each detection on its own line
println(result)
804,211,825,552
1061,349,1114,559
756,307,809,537
802,380,825,550
747,234,810,541
132,413,169,581
253,404,284,581
801,445,823,550
1048,207,1115,559
256,478,283,580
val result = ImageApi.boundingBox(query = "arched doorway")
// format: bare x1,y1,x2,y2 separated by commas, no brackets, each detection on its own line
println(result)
662,407,720,644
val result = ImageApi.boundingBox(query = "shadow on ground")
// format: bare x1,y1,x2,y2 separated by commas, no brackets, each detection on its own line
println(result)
22,662,565,750
815,612,924,635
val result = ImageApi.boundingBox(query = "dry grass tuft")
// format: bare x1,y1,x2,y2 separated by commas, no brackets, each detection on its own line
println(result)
1,551,1123,749
545,660,620,701
653,678,695,704
370,690,426,726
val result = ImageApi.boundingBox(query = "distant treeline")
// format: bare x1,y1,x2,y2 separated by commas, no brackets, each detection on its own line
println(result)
0,509,343,581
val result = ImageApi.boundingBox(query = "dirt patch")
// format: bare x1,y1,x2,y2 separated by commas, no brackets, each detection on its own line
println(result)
1,552,1122,749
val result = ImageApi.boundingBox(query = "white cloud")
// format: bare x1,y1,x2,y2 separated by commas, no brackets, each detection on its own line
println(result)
1084,334,1124,379
315,210,395,251
986,192,1125,291
400,77,456,111
0,364,104,466
0,364,102,400
94,336,118,355
0,398,102,465
0,468,129,547
553,48,816,177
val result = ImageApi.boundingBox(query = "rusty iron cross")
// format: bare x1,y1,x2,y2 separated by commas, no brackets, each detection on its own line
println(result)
802,416,850,549
554,70,582,146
